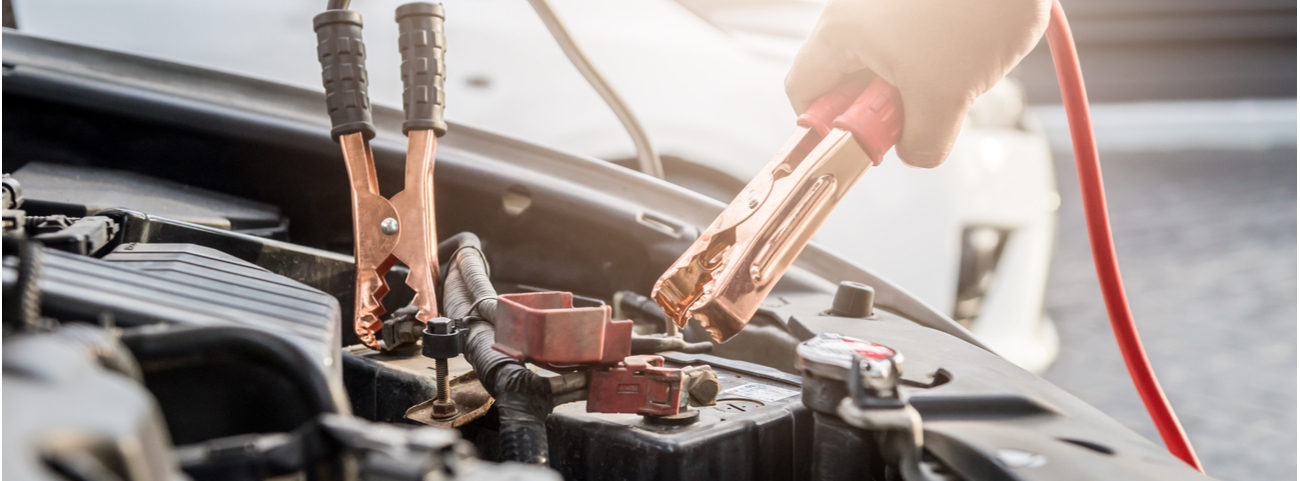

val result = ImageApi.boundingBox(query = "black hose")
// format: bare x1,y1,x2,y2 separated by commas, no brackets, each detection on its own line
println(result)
630,335,712,355
461,320,552,464
439,233,499,323
439,232,552,465
120,325,339,416
616,290,682,336
440,259,474,324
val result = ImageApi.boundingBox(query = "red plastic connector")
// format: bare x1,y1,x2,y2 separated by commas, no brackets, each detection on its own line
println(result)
831,77,903,166
796,75,875,137
587,355,685,416
493,291,632,365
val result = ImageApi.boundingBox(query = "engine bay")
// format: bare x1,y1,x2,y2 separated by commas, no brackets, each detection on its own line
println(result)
1,30,1211,481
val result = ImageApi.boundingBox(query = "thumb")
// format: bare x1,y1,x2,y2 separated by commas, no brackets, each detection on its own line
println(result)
894,83,975,168
784,37,853,114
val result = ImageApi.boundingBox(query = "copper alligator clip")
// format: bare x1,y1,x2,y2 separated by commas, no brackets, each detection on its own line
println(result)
652,76,903,342
315,4,448,350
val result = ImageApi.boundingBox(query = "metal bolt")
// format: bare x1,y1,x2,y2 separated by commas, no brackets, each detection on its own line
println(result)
380,217,399,235
747,198,759,208
429,358,458,419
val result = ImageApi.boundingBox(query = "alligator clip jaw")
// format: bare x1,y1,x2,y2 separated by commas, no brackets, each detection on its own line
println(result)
340,133,400,347
653,77,902,342
338,130,441,349
652,124,819,339
317,4,447,350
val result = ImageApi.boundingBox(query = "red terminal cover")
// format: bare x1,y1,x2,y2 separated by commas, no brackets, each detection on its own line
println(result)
831,77,903,165
492,291,632,365
587,355,685,416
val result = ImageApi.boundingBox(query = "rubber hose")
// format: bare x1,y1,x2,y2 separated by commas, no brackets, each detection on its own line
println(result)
461,320,553,464
439,232,552,465
630,335,712,355
442,265,475,326
120,325,338,416
439,233,500,323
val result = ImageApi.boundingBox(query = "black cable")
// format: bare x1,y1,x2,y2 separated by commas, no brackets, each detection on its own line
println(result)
630,335,712,355
439,232,552,465
439,233,500,323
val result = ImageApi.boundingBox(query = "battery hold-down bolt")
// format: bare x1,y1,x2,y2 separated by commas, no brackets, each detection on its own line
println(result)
422,317,465,419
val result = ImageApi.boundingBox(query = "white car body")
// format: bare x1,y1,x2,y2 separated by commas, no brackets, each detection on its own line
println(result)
16,0,1060,372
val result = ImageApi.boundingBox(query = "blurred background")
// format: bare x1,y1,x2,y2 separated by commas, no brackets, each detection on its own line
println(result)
1012,2,1296,480
7,0,1296,479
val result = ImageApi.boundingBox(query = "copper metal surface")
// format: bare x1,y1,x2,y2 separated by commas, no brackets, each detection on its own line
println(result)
652,127,873,342
339,130,441,349
390,129,440,324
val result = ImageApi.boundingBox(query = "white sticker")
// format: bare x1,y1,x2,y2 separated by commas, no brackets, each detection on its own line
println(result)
719,383,799,403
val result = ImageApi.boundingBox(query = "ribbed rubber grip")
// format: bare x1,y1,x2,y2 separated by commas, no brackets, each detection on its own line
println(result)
832,77,903,166
314,10,377,141
396,3,447,137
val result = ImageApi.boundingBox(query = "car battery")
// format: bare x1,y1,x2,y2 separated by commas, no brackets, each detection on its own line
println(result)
547,353,812,481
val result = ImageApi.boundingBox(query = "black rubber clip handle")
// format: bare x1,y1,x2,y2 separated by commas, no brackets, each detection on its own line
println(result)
314,9,377,141
396,3,447,137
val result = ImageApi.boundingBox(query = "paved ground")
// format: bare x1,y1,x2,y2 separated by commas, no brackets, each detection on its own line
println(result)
1042,148,1296,481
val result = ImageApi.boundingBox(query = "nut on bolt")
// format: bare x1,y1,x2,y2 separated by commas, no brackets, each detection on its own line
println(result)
430,400,458,419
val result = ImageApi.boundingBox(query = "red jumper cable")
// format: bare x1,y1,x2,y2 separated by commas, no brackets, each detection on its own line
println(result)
648,0,1201,470
1046,0,1202,471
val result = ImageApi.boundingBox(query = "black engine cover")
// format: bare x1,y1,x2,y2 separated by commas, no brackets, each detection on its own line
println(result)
22,242,347,442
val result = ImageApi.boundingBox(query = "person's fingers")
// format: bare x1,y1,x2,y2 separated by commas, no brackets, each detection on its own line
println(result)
893,83,975,168
784,36,850,114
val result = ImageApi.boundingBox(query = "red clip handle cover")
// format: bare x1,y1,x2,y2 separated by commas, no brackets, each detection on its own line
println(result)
795,76,874,137
832,77,903,166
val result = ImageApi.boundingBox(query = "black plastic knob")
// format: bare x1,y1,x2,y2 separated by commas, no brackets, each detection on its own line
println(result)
314,10,377,141
830,281,875,318
396,3,447,137
421,317,463,359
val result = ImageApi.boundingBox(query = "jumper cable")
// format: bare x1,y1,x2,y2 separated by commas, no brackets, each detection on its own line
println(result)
652,74,901,342
1046,0,1201,470
314,3,448,350
653,0,1201,470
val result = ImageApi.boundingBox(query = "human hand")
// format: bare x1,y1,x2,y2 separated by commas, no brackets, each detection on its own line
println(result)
786,0,1050,167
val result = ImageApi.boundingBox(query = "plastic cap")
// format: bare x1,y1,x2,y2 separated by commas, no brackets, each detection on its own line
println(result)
830,281,875,318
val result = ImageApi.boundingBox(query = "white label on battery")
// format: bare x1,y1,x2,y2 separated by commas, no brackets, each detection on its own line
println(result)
719,383,799,403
